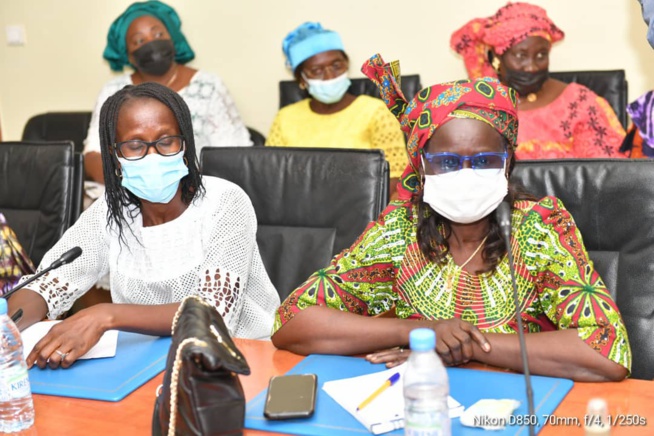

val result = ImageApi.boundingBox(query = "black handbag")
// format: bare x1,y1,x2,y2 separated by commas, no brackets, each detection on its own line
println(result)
152,295,251,436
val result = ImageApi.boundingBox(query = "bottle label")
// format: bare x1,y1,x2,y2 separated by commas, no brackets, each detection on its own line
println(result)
405,413,446,436
0,366,31,401
405,425,444,436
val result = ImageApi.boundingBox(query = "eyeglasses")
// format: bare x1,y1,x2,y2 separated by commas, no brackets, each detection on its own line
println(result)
422,151,508,176
302,59,348,80
114,135,185,161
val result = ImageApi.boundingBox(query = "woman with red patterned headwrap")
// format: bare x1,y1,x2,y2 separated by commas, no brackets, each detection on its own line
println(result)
271,54,631,383
451,2,625,159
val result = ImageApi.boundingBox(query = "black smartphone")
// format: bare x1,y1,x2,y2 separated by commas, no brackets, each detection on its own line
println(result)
263,374,317,420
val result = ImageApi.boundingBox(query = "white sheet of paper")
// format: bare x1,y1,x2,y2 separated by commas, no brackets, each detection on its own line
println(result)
322,363,464,435
460,399,521,430
20,321,118,361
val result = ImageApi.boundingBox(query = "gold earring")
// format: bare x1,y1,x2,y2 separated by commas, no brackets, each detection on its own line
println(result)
183,156,189,166
299,82,307,90
491,56,501,71
115,167,122,179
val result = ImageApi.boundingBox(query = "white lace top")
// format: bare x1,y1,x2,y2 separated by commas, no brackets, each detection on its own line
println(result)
21,176,279,339
84,70,252,154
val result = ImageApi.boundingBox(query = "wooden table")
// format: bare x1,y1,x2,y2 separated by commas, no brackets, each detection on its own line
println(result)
28,339,653,435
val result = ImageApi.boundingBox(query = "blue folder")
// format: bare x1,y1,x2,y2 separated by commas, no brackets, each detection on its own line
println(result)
245,355,574,436
28,332,172,402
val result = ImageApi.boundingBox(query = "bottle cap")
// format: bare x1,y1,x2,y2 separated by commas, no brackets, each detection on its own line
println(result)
587,397,608,414
0,298,7,315
409,328,436,352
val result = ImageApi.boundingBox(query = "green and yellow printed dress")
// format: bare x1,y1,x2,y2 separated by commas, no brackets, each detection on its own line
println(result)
274,196,631,372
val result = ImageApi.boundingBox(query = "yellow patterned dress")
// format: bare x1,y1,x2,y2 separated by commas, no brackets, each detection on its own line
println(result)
274,196,631,373
266,95,407,179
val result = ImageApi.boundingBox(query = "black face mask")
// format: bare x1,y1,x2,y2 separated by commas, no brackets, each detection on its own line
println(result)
501,66,549,97
131,39,175,76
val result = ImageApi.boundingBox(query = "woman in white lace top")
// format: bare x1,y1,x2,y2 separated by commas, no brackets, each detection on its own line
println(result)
84,1,251,186
9,82,279,369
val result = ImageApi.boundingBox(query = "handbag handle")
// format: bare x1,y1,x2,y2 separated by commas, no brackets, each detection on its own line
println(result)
165,298,211,436
167,337,208,436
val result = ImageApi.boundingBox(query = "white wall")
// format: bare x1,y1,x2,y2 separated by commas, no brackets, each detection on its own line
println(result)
1,0,653,140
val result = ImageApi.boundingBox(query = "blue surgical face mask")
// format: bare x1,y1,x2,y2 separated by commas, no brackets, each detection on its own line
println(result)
118,152,189,204
303,72,351,104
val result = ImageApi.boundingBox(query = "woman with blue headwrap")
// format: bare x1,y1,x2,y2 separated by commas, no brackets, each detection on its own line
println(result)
265,22,406,195
84,0,251,187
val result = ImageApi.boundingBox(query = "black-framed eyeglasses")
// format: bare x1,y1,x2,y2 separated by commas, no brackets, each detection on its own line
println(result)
422,151,508,176
114,135,185,161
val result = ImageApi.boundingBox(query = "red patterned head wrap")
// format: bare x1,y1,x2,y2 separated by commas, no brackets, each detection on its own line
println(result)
362,54,518,202
450,2,564,79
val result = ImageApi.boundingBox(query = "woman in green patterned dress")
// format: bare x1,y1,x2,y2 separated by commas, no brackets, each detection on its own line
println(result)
271,54,631,382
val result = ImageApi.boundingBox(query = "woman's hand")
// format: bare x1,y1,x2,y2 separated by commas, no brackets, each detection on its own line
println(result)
431,318,490,366
366,347,410,368
366,319,490,367
26,304,113,369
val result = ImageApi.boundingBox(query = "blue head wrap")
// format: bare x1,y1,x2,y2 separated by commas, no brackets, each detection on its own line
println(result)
282,22,345,72
103,0,195,72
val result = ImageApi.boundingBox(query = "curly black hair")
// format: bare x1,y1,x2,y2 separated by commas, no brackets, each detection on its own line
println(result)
415,151,536,274
98,81,205,245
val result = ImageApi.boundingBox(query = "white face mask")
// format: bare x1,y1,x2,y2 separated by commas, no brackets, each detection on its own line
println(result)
303,72,351,104
422,166,509,224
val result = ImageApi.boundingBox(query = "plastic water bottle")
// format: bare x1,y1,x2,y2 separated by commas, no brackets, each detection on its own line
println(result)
0,298,34,432
404,328,450,436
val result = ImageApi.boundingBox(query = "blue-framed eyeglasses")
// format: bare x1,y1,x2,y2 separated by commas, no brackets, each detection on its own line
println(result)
422,151,508,176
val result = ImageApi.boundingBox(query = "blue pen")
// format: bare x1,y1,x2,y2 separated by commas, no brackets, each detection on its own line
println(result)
356,372,401,411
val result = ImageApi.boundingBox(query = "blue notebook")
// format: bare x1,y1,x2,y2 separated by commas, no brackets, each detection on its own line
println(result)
245,355,574,436
28,332,171,402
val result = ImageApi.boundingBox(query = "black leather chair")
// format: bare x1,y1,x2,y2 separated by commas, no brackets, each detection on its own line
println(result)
550,70,628,129
22,112,92,154
512,159,654,380
68,152,84,226
0,142,76,266
247,127,266,146
201,147,389,299
22,112,91,225
279,75,422,109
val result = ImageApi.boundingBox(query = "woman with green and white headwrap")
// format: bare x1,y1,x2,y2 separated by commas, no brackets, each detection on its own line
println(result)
84,0,251,187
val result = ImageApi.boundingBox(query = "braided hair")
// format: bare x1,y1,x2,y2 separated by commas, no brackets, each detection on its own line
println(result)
98,81,205,245
414,146,536,274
